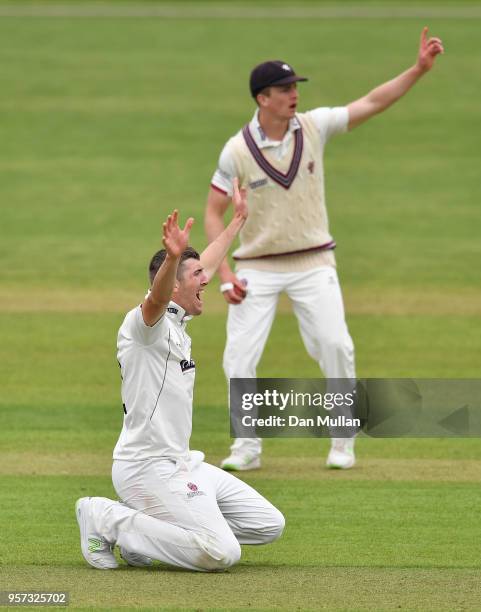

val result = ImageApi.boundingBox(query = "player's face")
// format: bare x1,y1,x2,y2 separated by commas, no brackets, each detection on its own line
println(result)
174,258,208,316
261,83,299,119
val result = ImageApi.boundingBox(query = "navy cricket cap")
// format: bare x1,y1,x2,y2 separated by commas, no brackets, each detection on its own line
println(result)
250,60,308,98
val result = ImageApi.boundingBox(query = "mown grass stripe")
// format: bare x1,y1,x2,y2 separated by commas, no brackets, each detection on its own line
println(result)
0,3,481,19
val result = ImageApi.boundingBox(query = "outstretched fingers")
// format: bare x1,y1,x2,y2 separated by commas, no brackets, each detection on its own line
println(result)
162,210,179,246
161,210,194,257
183,217,194,234
420,26,428,49
165,210,181,233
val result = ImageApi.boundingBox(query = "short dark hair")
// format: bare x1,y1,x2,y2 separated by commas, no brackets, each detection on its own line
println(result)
148,247,200,284
255,86,271,106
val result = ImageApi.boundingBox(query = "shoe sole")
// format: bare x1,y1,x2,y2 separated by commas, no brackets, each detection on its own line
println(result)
220,461,261,472
75,498,117,570
326,460,355,470
120,549,152,567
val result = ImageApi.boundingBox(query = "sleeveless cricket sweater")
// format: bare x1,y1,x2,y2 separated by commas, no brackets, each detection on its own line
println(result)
230,113,336,273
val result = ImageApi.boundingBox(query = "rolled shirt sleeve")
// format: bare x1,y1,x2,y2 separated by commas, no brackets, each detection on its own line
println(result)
127,305,167,346
210,140,238,197
306,106,349,145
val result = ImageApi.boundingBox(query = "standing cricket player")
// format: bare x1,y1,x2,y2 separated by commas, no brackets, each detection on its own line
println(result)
75,180,284,571
205,27,444,471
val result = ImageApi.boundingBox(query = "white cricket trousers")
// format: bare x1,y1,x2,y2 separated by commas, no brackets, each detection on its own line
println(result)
91,453,285,571
224,267,356,455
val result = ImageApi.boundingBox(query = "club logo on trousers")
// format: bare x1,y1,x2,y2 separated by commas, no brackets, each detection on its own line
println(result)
186,482,205,499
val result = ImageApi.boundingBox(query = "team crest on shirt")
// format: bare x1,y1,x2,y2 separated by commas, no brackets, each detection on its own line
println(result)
307,161,315,174
186,482,205,498
180,359,195,374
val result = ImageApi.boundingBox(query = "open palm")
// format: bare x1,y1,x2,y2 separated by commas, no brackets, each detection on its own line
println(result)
162,210,194,258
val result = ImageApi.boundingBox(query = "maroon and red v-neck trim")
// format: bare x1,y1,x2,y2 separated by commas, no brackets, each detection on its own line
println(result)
242,123,303,190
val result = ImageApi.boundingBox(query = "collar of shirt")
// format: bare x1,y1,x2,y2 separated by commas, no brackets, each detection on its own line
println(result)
249,109,301,150
165,300,192,327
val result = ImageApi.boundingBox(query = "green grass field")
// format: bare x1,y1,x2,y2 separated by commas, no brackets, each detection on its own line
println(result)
1,2,481,610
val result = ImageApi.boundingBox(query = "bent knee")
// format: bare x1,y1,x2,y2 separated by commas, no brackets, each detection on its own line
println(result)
263,508,285,543
248,507,285,544
195,534,241,571
215,539,242,569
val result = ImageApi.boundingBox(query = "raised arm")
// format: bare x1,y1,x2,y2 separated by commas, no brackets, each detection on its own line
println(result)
201,178,248,283
347,27,444,130
142,210,194,327
205,184,248,304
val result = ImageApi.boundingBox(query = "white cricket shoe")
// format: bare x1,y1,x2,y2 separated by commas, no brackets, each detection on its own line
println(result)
326,438,356,470
75,497,118,570
119,547,153,567
220,453,261,471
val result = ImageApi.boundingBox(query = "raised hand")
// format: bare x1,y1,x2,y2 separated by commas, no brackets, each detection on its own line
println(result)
232,177,248,221
162,210,194,258
417,26,444,73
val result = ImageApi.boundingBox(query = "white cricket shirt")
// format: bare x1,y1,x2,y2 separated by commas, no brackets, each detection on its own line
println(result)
113,301,195,462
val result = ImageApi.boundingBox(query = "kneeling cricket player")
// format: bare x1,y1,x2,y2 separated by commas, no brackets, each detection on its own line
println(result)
75,179,284,571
